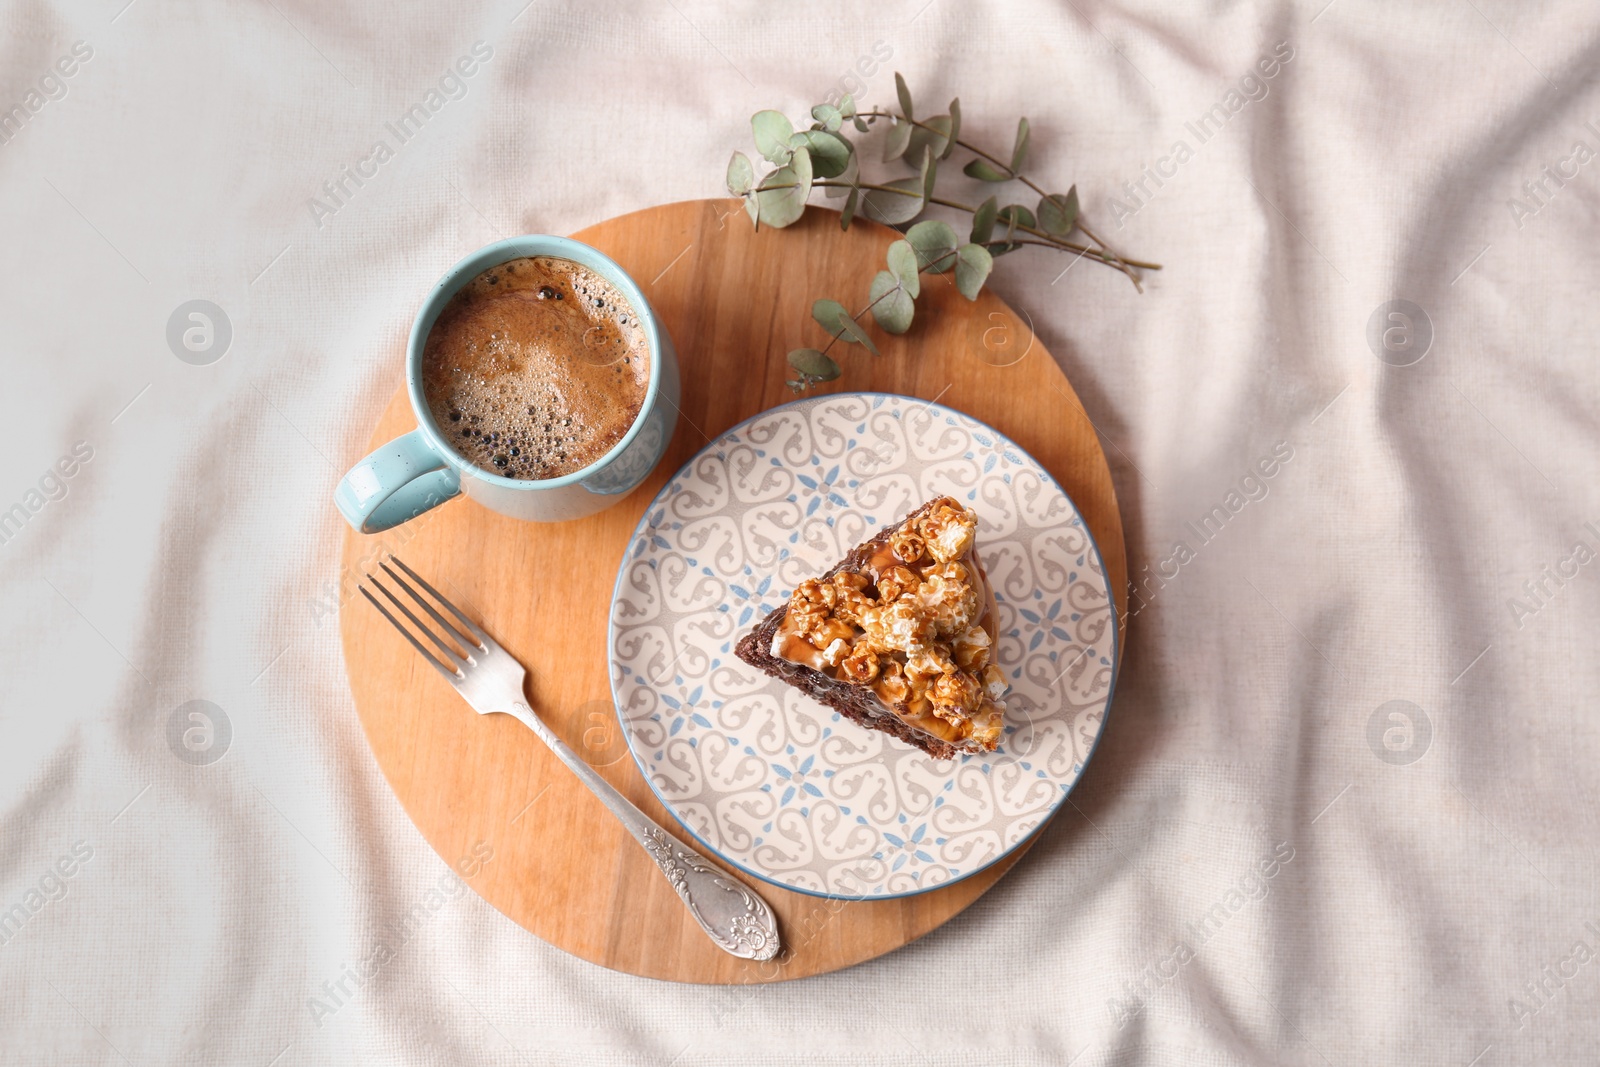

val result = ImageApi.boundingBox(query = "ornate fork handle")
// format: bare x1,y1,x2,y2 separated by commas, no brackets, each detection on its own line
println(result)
357,556,780,962
506,701,781,961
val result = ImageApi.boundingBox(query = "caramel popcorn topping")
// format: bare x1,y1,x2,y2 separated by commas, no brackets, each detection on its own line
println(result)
771,496,1009,752
888,527,926,565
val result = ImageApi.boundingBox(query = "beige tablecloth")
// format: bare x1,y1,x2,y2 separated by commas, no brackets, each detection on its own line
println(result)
4,1,1597,1063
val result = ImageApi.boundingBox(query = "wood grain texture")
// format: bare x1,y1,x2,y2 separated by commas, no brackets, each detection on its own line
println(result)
338,199,1127,983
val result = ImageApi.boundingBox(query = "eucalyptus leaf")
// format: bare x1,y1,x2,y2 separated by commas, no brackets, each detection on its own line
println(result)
823,151,858,199
963,158,1012,182
840,185,859,229
970,195,999,245
1010,116,1030,172
787,348,840,381
996,203,1036,232
726,151,754,197
907,219,959,273
811,103,842,133
1037,188,1079,236
744,191,759,227
918,145,938,201
859,177,923,225
868,270,915,334
945,98,961,159
954,243,993,300
752,110,795,164
906,115,952,168
753,146,812,228
995,202,1035,252
812,298,879,355
853,115,870,133
895,71,914,119
837,314,879,354
882,118,912,162
791,129,851,178
838,93,856,119
885,240,921,298
812,298,850,332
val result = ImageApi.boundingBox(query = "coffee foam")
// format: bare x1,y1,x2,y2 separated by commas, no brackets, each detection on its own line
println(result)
421,256,651,480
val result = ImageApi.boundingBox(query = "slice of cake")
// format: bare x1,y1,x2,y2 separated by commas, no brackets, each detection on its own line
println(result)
734,496,1009,759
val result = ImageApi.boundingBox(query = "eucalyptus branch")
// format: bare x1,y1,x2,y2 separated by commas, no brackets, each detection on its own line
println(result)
818,285,904,360
859,109,1055,203
754,179,1162,272
818,182,1161,270
789,244,967,391
726,72,1160,391
854,108,1148,287
873,113,1035,189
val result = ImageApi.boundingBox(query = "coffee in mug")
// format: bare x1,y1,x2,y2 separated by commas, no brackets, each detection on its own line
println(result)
421,256,650,480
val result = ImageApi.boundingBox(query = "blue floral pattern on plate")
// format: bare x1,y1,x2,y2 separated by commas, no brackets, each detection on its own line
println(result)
608,393,1117,898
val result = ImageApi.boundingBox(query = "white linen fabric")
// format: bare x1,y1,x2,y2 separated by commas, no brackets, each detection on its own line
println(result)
3,1,1597,1063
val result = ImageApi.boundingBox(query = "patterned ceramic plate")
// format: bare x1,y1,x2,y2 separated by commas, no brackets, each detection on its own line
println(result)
608,393,1118,899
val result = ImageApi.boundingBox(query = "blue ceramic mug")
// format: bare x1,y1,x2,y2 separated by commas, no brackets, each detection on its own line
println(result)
335,235,680,533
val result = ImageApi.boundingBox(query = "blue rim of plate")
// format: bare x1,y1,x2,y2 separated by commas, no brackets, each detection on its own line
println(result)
607,391,1122,900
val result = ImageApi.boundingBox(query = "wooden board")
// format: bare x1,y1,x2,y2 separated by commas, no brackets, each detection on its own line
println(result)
338,198,1128,983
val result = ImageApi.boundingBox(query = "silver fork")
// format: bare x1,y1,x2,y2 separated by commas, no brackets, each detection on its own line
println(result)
359,554,781,961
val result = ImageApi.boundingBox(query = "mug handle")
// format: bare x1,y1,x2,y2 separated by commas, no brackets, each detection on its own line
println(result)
334,429,461,534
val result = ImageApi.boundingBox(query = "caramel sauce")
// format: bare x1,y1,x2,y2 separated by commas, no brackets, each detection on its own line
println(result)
775,628,827,670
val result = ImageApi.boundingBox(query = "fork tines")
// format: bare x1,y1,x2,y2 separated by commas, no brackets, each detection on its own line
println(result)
359,555,488,682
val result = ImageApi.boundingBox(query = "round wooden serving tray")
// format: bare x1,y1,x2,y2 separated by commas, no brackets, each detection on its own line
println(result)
338,198,1128,983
